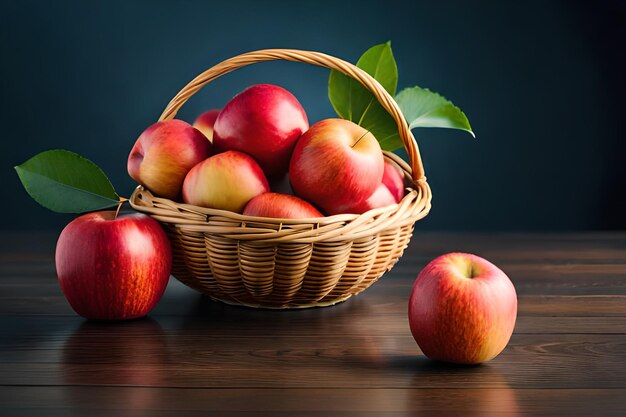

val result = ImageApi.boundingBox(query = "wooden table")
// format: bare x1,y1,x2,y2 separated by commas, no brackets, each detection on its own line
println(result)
1,231,625,416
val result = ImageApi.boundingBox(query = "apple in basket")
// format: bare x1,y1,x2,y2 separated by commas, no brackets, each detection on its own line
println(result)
56,212,172,320
243,192,323,219
340,184,397,215
290,118,385,215
408,253,517,364
182,150,269,213
213,84,309,178
340,160,405,214
127,119,211,199
382,159,405,203
193,109,221,142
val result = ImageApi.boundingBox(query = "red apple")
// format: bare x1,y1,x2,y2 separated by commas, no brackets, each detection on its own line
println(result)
382,159,405,203
243,192,323,219
289,118,384,215
193,109,220,142
55,211,172,321
127,119,211,199
213,84,308,178
182,150,269,212
408,253,517,364
341,184,397,214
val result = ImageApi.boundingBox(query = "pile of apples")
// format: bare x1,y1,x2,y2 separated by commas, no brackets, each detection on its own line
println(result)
127,84,405,219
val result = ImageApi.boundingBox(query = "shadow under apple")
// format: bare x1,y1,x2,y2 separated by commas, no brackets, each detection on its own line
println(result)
368,355,520,417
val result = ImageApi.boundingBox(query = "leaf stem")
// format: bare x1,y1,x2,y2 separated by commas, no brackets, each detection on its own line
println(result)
114,197,129,220
357,99,374,126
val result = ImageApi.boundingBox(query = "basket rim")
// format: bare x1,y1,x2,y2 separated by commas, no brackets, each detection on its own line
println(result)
132,153,418,221
129,153,432,244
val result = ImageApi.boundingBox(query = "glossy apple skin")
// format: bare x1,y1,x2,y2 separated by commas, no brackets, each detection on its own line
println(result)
243,192,323,219
382,159,405,203
341,184,397,214
289,118,384,215
55,211,172,321
213,84,308,178
127,120,211,199
409,253,517,364
193,109,221,142
182,150,269,213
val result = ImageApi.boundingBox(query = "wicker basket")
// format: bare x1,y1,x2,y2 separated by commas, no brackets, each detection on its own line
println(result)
129,49,432,309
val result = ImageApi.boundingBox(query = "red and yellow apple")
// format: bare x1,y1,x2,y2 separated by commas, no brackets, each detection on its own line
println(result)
127,119,211,199
182,150,269,212
382,159,405,203
55,211,172,320
408,253,517,364
289,118,384,215
213,84,309,178
193,109,220,142
243,192,323,219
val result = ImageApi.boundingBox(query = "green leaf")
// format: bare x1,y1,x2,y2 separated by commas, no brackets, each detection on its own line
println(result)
15,149,120,213
396,87,475,137
329,42,402,151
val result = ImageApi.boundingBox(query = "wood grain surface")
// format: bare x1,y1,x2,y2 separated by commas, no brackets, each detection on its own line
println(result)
1,231,625,416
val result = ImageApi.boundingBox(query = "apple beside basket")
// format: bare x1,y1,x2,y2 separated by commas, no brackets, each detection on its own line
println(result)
129,49,432,309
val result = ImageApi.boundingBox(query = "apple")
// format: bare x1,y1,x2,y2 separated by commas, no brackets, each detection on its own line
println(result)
127,119,211,199
289,118,384,215
182,150,269,212
55,211,172,321
382,159,405,203
341,184,397,214
213,84,309,178
193,109,220,142
243,192,323,219
408,253,517,364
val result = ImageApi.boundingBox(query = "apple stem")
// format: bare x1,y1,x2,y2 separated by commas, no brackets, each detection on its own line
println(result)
351,130,371,148
114,197,129,220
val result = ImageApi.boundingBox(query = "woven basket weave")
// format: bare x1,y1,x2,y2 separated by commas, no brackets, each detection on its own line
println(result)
130,49,432,309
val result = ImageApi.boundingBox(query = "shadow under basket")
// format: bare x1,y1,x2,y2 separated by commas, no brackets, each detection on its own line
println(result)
129,49,432,309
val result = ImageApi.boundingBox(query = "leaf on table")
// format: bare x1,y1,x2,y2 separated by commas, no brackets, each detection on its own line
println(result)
15,149,120,213
328,42,402,151
396,86,475,137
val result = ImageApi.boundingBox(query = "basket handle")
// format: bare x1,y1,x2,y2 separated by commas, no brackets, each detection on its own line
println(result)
158,49,425,181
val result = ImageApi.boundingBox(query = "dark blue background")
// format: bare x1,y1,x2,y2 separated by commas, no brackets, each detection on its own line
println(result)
2,0,624,231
